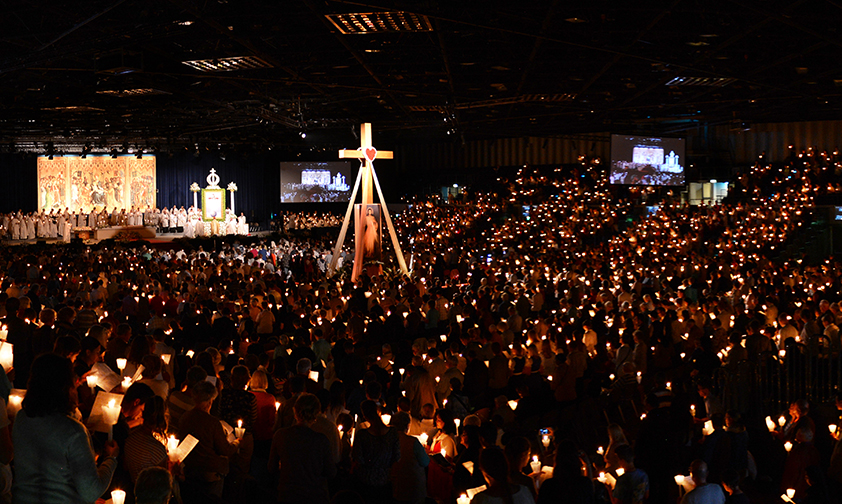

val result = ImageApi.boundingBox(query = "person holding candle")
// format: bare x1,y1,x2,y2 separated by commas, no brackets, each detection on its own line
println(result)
352,399,401,503
0,395,14,504
609,445,648,504
137,354,169,401
248,369,279,456
471,447,536,504
389,411,430,504
12,353,119,504
537,440,594,504
679,460,725,504
218,365,257,501
178,380,239,501
268,392,336,504
604,424,630,473
504,436,538,500
123,395,168,484
165,365,207,435
781,426,820,500
782,399,816,444
3,297,33,389
426,407,458,503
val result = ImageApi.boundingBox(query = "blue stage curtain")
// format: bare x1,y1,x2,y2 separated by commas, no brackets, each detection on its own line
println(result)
153,151,280,224
0,153,39,213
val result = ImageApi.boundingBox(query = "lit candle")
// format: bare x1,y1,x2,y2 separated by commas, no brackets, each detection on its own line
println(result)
186,350,195,358
235,419,245,439
784,441,793,452
830,424,837,436
508,400,518,411
457,494,470,504
690,405,696,417
102,399,121,441
122,376,132,391
542,435,550,448
787,489,796,499
636,371,641,384
116,358,127,374
703,420,714,436
674,474,685,486
7,393,23,420
765,416,776,432
665,382,672,391
597,446,604,455
167,435,179,462
530,455,541,474
275,401,281,411
398,368,405,377
86,374,97,392
419,432,428,446
381,414,391,425
779,415,786,427
111,489,126,504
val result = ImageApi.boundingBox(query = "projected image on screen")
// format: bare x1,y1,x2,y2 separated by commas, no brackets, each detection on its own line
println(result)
609,135,686,186
280,162,352,203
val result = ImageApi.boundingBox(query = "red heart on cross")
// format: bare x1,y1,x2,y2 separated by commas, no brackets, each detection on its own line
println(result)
364,147,377,163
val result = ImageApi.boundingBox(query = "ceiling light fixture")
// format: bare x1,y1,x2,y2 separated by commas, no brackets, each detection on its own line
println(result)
182,56,272,72
325,11,432,34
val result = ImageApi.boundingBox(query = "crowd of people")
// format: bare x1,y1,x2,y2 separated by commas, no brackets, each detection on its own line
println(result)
282,211,343,231
0,149,840,504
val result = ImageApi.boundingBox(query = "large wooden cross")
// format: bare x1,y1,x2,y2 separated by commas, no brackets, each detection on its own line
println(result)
328,123,409,281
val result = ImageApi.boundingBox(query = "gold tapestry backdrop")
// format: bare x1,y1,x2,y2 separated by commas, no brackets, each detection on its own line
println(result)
37,156,156,213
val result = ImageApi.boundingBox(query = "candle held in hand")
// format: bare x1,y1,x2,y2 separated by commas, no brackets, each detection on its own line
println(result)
111,489,126,504
530,455,541,474
167,435,179,461
235,419,245,439
102,399,121,441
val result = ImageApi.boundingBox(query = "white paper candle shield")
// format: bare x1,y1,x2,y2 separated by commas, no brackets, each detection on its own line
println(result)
0,342,13,372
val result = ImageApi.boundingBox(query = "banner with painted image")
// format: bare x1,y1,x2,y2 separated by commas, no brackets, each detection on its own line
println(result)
37,155,156,213
355,203,381,262
202,189,225,221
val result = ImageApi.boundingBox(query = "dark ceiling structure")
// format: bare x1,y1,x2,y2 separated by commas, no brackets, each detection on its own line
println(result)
2,0,842,156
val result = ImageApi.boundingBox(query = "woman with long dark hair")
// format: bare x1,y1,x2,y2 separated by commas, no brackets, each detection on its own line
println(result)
473,447,535,504
12,353,119,504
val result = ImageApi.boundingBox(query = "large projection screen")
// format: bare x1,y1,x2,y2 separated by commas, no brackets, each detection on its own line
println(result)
280,161,352,203
609,135,686,186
